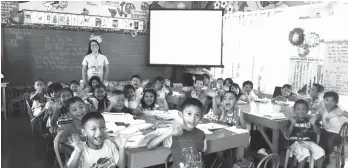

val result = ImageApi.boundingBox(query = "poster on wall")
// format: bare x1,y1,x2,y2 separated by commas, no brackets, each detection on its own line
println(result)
52,13,58,24
23,10,31,24
45,13,52,24
71,15,77,26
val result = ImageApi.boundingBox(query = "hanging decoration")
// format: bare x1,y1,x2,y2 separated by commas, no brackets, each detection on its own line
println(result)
1,23,147,35
288,28,305,47
90,33,102,43
214,1,221,9
298,44,310,57
304,32,320,48
43,1,68,11
131,30,138,37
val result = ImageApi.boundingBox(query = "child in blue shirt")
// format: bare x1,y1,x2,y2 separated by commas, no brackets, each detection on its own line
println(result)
147,98,207,168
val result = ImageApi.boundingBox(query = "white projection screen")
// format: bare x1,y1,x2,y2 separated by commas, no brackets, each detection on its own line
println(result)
149,10,223,67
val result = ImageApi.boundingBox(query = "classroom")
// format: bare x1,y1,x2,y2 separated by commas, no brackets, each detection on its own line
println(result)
1,1,348,168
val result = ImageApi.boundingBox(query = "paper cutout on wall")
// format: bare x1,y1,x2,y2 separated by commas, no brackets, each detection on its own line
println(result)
43,1,68,11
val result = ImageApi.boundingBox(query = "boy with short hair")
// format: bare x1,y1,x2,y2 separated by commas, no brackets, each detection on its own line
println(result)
30,79,47,116
272,84,297,102
147,98,207,168
154,76,173,99
306,83,325,113
131,74,150,99
70,80,80,94
107,90,133,114
241,80,259,101
67,112,127,168
184,77,205,100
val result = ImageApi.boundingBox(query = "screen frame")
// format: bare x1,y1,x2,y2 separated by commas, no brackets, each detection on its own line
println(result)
147,9,224,67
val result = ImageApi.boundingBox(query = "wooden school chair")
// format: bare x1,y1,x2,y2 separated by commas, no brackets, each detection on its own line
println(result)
54,130,64,168
333,122,348,168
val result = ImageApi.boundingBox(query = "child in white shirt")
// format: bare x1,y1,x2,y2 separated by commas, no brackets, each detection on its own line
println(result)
67,112,127,168
154,76,173,99
316,91,348,164
30,79,47,116
241,81,259,101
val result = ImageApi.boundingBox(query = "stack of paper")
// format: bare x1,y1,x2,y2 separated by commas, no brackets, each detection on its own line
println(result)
254,98,270,103
224,126,249,134
196,125,213,134
102,113,134,124
263,113,286,120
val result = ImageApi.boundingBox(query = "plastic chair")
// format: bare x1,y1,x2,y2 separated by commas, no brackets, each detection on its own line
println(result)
333,122,348,168
272,87,282,98
283,130,320,168
53,130,64,168
256,154,280,168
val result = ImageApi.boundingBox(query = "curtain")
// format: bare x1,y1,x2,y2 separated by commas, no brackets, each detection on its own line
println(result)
213,3,347,94
213,10,291,94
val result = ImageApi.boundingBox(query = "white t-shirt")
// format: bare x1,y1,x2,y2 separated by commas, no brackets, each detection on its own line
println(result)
82,54,109,81
320,107,348,134
67,139,119,168
157,87,170,99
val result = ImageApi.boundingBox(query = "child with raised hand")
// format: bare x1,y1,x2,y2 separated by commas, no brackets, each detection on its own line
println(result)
272,84,297,103
87,84,111,113
184,76,204,100
123,84,140,110
67,112,127,168
212,91,246,128
305,83,324,114
231,83,250,104
107,90,140,115
154,76,173,99
51,88,74,127
131,74,150,100
140,88,169,111
30,79,47,116
147,98,207,168
316,91,348,164
285,99,324,168
241,81,259,101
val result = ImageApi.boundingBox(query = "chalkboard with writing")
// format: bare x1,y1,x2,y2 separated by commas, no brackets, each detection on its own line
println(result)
2,27,172,85
1,1,18,23
323,41,348,95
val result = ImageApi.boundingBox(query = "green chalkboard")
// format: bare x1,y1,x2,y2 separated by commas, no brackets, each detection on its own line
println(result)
2,27,172,85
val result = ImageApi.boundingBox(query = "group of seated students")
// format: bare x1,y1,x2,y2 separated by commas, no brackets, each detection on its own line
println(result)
28,73,348,168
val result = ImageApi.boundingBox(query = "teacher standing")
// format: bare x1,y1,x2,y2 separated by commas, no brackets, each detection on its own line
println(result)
82,40,110,85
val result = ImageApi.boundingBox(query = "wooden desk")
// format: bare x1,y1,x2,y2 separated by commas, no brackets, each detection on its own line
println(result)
2,82,9,121
126,129,249,168
240,102,293,155
124,114,250,168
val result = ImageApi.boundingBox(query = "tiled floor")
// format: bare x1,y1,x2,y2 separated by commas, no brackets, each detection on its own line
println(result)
1,111,346,168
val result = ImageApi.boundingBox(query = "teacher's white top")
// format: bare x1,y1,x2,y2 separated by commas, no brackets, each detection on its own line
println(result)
82,53,109,80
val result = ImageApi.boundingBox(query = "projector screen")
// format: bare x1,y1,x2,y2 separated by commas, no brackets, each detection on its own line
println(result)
149,10,223,67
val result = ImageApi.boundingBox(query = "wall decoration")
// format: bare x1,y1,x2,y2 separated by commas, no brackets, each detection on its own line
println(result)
150,1,162,9
86,1,97,6
109,8,117,17
141,2,149,11
304,32,320,48
23,10,31,23
101,1,120,7
45,12,52,24
71,15,77,25
90,33,102,43
256,1,283,10
288,28,305,47
82,8,89,15
298,44,310,57
43,1,68,11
